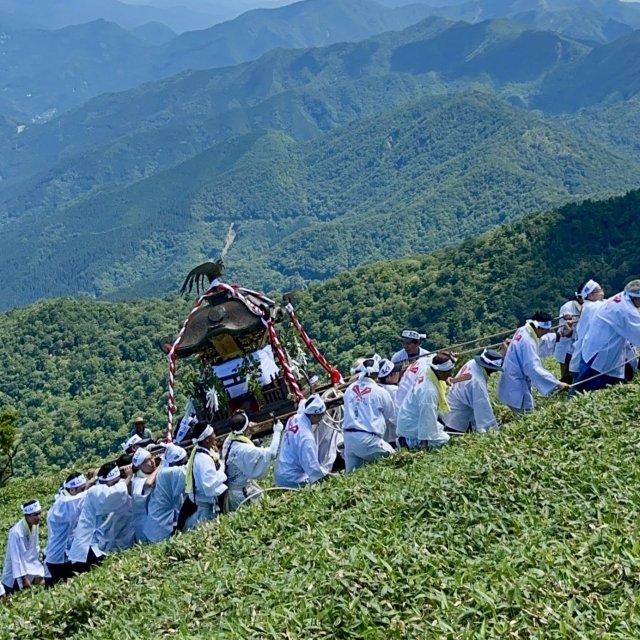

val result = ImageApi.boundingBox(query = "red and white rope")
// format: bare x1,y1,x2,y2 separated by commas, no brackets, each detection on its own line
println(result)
285,302,343,385
167,281,305,439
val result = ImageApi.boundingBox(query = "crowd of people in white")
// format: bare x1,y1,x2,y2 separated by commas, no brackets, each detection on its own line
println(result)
2,277,640,598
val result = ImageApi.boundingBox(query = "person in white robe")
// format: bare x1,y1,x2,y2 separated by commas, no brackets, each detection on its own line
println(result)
396,352,454,450
221,412,284,512
67,463,132,573
130,448,159,544
554,285,583,383
575,280,640,391
183,422,228,530
377,359,402,444
2,501,45,594
44,472,92,584
442,349,503,434
391,329,429,364
274,394,329,488
569,280,606,379
497,312,569,412
143,445,188,543
342,355,397,472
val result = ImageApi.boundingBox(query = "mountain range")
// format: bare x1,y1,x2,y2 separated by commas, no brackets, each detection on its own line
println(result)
0,90,639,310
1,0,640,311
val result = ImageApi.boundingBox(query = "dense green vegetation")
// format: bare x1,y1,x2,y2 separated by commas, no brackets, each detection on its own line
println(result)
2,90,640,310
1,189,639,476
0,297,190,475
299,189,640,369
1,380,640,638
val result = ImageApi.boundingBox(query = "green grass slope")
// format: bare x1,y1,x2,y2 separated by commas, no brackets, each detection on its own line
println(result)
1,381,640,638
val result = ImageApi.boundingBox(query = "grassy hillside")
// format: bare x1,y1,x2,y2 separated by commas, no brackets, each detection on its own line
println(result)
2,189,640,476
2,90,639,309
1,380,639,638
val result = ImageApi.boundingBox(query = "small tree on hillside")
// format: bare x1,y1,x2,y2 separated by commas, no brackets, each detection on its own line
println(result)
0,408,19,487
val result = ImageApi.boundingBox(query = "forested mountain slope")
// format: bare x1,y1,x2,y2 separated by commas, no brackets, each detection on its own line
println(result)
2,188,639,476
1,91,638,310
0,0,438,119
2,380,640,639
0,17,588,190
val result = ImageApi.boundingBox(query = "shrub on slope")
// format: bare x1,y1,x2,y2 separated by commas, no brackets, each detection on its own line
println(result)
1,382,639,639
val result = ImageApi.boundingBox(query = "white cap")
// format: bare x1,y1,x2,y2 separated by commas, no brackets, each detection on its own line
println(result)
624,280,640,298
378,359,399,379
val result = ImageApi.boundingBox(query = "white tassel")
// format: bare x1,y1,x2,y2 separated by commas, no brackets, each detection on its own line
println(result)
206,386,220,414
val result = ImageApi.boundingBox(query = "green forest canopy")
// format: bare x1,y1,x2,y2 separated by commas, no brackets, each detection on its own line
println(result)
1,188,639,475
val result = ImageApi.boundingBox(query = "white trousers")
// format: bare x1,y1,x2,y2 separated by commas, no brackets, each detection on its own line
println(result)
343,432,395,472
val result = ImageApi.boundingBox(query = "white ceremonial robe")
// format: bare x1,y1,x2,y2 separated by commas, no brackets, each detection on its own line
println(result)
131,474,154,544
343,378,396,471
274,413,327,488
379,383,399,443
554,300,581,363
184,449,228,530
497,324,560,412
396,372,449,447
581,292,640,379
143,465,186,543
395,355,433,410
442,359,498,433
67,480,130,564
391,346,429,365
2,519,44,589
44,492,86,566
570,300,605,374
223,440,274,512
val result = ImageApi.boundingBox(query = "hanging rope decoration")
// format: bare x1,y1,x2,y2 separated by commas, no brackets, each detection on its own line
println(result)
285,301,344,385
166,280,305,439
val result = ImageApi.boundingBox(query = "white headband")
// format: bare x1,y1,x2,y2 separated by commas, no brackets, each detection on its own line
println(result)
303,394,326,415
350,354,382,380
531,319,553,330
98,467,121,484
625,285,640,299
581,279,600,298
401,330,426,341
64,475,87,490
431,359,455,372
193,424,214,443
233,413,250,434
21,501,41,516
478,351,504,370
121,434,142,453
132,448,151,468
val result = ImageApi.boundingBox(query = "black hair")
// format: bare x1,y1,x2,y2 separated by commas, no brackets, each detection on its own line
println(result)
192,421,212,440
97,461,118,479
575,282,586,300
65,471,84,485
22,499,38,509
531,311,553,323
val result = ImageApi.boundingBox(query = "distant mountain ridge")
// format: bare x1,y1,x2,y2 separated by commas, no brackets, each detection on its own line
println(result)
0,91,638,310
0,0,439,119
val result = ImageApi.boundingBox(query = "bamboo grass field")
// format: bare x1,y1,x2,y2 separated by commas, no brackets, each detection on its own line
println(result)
1,380,639,639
